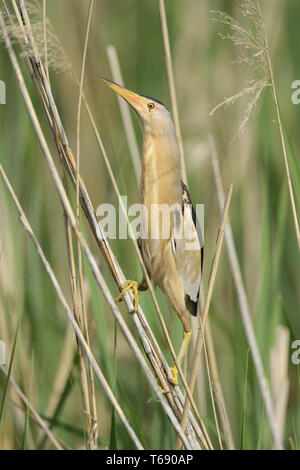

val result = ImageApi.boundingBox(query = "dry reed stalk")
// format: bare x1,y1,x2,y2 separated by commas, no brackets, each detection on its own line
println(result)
42,0,48,81
0,1,203,449
209,134,283,449
176,183,233,449
205,320,235,449
33,0,97,445
40,88,94,446
157,0,187,184
196,288,234,449
157,2,232,447
199,316,223,450
52,102,96,447
60,157,95,447
74,0,98,449
255,1,300,251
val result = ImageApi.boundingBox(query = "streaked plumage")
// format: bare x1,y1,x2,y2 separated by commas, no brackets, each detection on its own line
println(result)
103,78,203,379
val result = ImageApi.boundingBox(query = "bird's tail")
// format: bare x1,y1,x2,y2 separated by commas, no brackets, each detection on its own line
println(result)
185,294,198,317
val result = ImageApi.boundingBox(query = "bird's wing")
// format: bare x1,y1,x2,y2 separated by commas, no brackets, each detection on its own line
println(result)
172,181,204,316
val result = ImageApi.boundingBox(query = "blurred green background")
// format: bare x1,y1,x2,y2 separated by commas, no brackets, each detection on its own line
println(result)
0,0,300,450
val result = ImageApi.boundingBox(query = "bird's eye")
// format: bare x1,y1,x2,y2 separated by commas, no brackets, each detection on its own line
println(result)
147,102,155,110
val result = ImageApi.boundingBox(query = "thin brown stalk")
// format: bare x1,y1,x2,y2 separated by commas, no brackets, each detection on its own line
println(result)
50,115,94,445
42,0,49,81
177,183,233,448
157,0,187,183
76,0,94,222
255,0,300,251
209,134,283,449
61,157,94,445
205,320,235,449
75,0,97,449
197,287,234,449
212,0,300,249
156,4,221,445
200,315,223,450
39,23,94,449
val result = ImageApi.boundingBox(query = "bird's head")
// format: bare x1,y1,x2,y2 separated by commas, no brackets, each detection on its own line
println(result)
102,78,173,136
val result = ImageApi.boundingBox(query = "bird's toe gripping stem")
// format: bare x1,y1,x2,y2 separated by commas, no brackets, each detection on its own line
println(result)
169,366,179,386
115,280,140,313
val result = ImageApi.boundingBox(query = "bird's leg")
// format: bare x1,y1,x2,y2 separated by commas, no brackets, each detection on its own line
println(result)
115,280,139,312
115,278,148,313
169,330,192,386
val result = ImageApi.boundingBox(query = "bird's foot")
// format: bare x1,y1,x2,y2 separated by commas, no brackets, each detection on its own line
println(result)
115,280,139,313
168,366,179,386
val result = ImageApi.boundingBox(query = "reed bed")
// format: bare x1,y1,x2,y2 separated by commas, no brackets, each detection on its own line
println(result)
0,0,299,450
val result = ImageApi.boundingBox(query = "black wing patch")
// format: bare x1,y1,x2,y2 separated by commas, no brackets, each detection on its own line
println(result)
181,181,204,316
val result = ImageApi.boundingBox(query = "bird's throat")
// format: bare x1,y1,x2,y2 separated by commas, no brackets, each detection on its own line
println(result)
141,133,182,208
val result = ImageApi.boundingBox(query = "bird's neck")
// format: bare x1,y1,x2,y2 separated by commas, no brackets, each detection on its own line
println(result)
141,131,182,207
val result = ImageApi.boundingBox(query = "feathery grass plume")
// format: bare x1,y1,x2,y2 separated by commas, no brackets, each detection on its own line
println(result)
211,0,300,250
210,0,271,142
2,0,71,73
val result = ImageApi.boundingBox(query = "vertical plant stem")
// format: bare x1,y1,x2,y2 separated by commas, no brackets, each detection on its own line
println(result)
42,0,49,81
177,184,233,448
205,320,235,449
157,0,187,183
256,0,300,251
209,134,283,449
75,0,97,448
200,317,223,450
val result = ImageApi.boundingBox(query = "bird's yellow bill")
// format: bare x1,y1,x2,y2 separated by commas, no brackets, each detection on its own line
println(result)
102,78,144,110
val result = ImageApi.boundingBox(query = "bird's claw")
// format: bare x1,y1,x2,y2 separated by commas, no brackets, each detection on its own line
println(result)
115,280,139,313
168,366,179,386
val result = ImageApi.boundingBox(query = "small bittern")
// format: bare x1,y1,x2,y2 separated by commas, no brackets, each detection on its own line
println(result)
103,78,203,385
